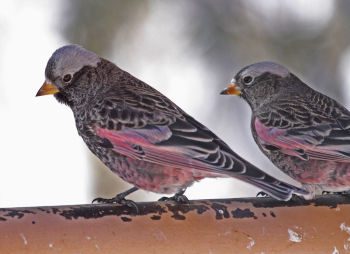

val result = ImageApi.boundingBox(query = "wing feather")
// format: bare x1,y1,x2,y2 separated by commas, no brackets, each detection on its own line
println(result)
255,116,350,162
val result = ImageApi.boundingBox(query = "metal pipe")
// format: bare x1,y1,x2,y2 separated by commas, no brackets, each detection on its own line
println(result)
1,195,349,253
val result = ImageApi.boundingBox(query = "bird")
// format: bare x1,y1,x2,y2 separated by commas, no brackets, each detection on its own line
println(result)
36,46,307,206
221,61,350,198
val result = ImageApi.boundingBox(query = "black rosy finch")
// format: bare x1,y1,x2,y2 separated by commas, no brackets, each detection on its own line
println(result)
37,46,307,204
222,61,350,198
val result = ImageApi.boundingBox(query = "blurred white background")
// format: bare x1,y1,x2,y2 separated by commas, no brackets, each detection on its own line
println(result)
0,0,349,207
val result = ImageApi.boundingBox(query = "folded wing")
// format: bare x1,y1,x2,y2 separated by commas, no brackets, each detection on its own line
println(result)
255,116,350,162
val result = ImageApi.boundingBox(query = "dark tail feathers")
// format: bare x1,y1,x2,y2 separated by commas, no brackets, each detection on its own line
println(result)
245,177,308,201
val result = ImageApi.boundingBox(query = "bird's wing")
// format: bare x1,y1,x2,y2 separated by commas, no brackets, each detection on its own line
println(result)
254,112,350,162
92,81,279,175
90,82,309,200
95,111,248,175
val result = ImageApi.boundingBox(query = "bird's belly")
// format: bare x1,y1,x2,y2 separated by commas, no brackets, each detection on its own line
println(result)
271,152,350,190
103,154,221,194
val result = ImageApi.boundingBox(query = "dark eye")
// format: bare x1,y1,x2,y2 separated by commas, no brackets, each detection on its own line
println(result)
62,74,72,83
243,75,253,84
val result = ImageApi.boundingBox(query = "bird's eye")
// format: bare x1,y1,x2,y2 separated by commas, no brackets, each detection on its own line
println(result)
243,75,253,84
62,74,72,83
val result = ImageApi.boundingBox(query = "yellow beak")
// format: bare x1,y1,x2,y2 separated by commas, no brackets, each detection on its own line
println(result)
220,82,241,95
36,81,59,96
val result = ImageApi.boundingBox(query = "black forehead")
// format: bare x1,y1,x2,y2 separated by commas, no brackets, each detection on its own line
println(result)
234,65,251,80
234,67,284,81
235,62,290,81
45,56,57,81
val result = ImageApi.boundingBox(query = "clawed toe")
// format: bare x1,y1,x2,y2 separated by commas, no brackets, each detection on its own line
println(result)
159,188,189,203
158,196,169,202
337,191,350,197
92,197,115,204
322,191,350,197
174,193,189,203
289,194,306,204
119,199,139,212
158,193,189,204
92,196,139,213
256,191,269,198
91,187,139,213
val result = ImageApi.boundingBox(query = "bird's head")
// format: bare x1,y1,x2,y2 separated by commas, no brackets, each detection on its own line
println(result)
36,45,101,106
220,61,302,110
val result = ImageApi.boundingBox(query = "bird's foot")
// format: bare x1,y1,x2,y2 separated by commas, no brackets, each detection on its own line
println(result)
92,187,139,213
336,190,350,197
158,189,189,204
289,194,306,204
256,191,270,198
92,196,138,212
321,190,349,197
158,194,189,203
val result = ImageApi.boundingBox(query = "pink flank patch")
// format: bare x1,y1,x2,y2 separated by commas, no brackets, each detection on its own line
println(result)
95,127,224,193
255,118,350,189
254,118,309,160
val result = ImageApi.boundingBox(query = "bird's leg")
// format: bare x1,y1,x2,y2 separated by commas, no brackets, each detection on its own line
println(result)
158,188,189,203
92,187,139,212
256,191,270,198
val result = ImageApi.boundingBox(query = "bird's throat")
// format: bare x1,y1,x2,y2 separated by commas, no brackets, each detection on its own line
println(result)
54,92,74,107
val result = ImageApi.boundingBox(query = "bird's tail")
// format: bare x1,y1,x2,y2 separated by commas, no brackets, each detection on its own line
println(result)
234,163,309,201
243,175,308,201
